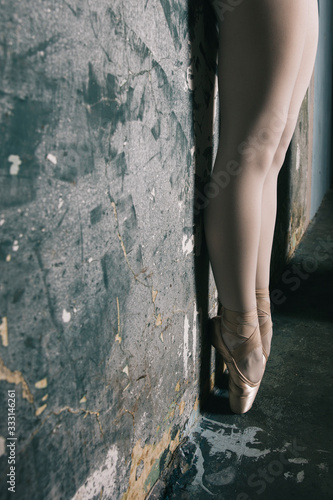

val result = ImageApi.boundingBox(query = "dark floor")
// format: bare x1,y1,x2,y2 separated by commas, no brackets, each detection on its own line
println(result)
148,190,333,500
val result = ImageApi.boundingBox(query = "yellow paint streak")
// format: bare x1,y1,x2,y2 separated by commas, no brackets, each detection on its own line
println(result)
42,394,48,402
35,404,47,416
193,396,199,411
19,405,104,456
152,289,158,303
0,317,8,346
122,428,180,500
174,381,180,392
155,313,162,326
79,395,87,403
178,400,185,416
35,377,47,389
0,357,34,403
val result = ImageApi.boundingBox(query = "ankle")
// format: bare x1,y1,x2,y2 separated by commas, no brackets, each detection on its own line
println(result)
256,289,271,320
221,307,258,351
256,288,270,301
222,307,258,333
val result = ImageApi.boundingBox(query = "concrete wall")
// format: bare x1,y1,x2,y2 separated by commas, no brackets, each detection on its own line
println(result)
0,1,217,498
311,0,333,218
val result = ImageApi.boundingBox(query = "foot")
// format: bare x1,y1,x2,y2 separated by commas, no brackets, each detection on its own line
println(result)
210,308,265,414
221,308,264,384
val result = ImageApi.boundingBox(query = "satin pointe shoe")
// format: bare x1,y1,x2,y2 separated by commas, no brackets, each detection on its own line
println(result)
210,308,264,414
256,288,273,365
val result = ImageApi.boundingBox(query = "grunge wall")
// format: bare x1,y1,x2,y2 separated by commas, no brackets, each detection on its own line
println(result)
0,1,217,498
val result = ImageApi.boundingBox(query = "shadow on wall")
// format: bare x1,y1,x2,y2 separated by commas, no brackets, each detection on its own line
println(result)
270,146,292,284
188,1,218,410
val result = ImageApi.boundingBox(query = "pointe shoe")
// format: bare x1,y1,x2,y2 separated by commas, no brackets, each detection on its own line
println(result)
210,313,264,414
256,289,273,364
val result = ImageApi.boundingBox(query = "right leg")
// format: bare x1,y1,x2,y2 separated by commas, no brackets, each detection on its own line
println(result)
205,0,310,405
255,0,318,358
205,0,309,312
256,0,319,291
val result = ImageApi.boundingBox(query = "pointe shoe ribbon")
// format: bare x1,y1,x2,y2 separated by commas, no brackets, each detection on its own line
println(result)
256,289,273,362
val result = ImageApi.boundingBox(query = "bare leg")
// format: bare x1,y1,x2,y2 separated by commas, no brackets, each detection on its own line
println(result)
205,0,318,382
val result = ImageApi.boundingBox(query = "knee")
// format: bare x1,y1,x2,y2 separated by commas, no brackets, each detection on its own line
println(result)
238,136,281,178
237,113,293,177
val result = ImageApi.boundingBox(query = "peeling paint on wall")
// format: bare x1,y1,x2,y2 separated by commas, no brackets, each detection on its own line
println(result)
0,317,8,346
183,314,190,379
182,234,194,256
123,428,180,500
8,154,22,176
72,445,119,500
62,308,71,323
35,403,47,416
46,153,57,165
192,302,198,369
35,377,48,389
0,358,34,403
0,0,217,497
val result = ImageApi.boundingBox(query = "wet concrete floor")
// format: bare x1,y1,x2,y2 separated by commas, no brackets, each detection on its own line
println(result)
148,190,333,500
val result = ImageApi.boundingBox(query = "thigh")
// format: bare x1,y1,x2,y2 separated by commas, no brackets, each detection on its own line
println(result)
212,0,313,156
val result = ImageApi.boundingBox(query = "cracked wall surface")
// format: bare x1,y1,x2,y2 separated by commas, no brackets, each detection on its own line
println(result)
0,0,217,499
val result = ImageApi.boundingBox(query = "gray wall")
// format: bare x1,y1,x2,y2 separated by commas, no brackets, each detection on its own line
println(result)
0,1,217,498
311,0,333,218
